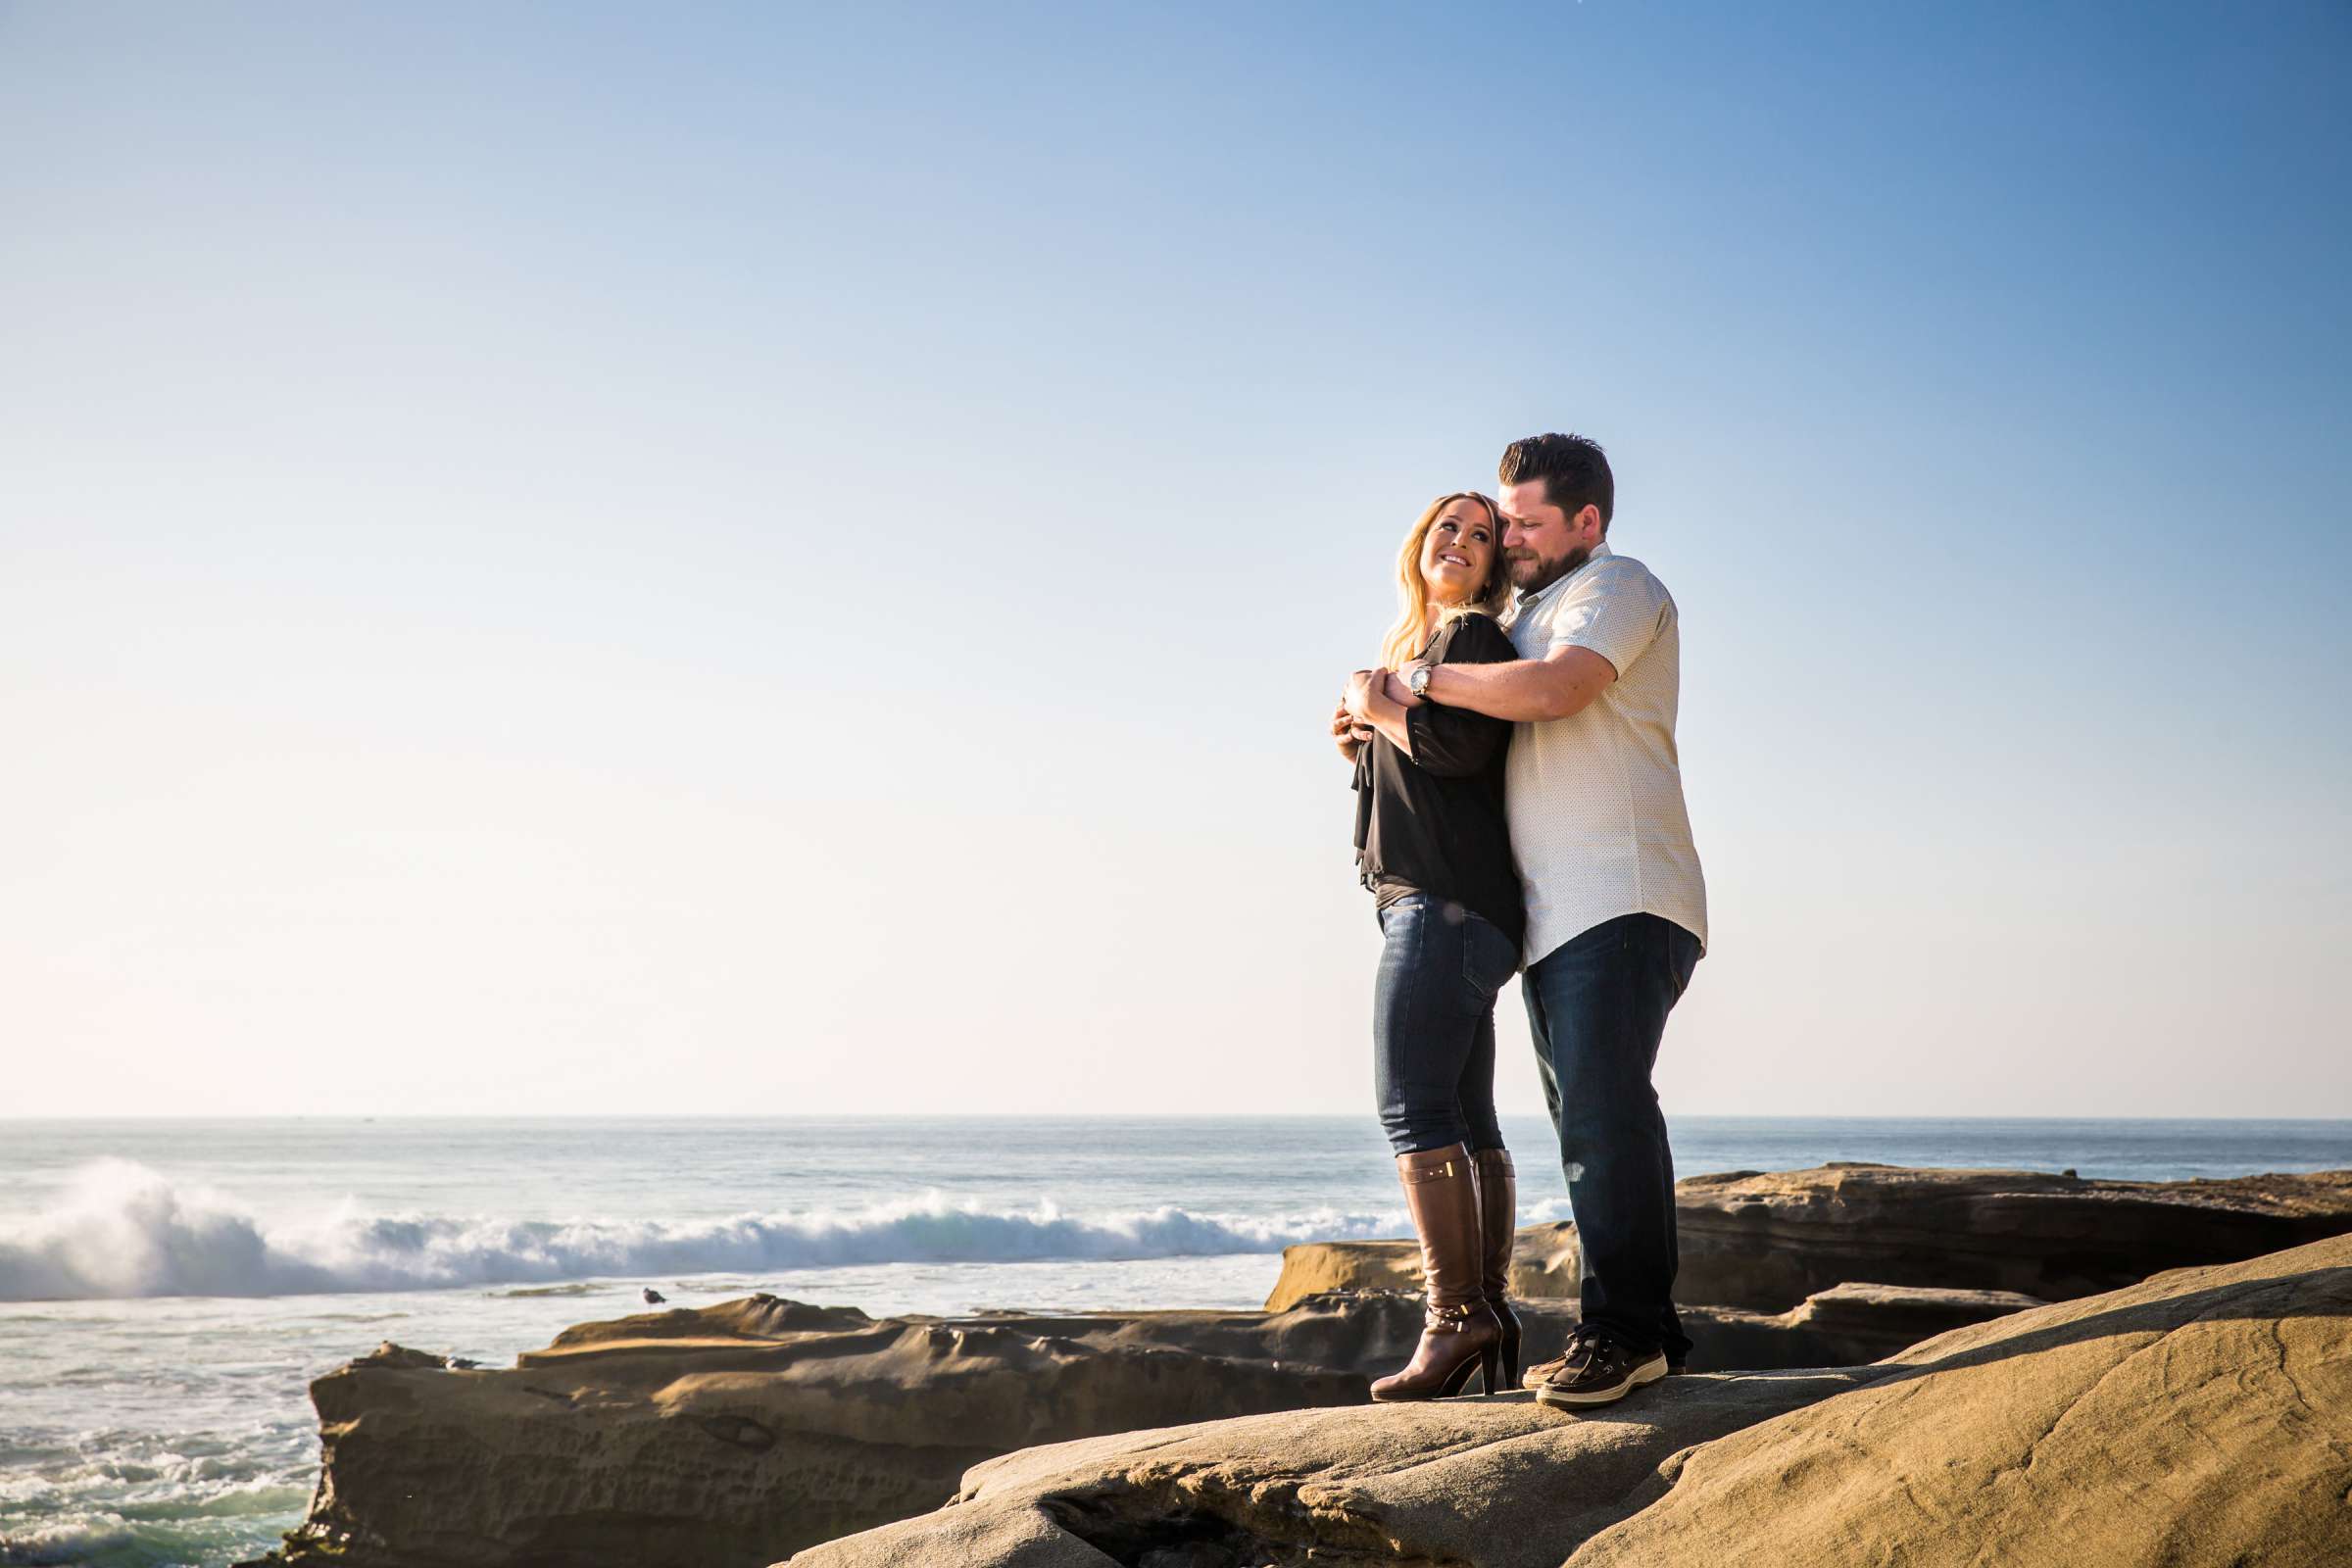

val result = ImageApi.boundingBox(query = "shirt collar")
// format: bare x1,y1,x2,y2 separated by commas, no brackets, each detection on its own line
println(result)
1515,539,1612,613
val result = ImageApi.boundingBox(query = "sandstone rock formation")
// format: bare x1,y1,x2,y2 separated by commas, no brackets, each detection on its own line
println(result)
1265,1162,2352,1311
788,1368,1881,1568
267,1294,1408,1568
1263,1223,1579,1310
786,1232,2352,1567
1294,1285,2035,1384
256,1279,2033,1568
1564,1231,2352,1566
1679,1280,2045,1368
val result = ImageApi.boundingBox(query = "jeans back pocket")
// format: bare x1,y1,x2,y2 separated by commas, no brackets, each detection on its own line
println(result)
1460,911,1518,1003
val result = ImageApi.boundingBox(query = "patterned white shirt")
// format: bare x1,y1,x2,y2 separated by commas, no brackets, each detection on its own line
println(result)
1501,541,1708,965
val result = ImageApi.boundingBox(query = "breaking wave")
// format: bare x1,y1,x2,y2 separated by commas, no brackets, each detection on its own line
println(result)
0,1521,136,1567
0,1159,1400,1301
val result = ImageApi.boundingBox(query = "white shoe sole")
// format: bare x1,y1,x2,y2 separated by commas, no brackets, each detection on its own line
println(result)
1532,1351,1669,1409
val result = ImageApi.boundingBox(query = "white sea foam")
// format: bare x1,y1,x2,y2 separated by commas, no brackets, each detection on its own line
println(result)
0,1518,134,1566
0,1159,1402,1301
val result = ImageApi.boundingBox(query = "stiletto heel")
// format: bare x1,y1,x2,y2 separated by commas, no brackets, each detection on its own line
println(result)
1478,1342,1502,1396
1370,1147,1502,1401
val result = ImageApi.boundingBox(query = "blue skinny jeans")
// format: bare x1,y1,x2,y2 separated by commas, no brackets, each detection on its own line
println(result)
1371,893,1520,1157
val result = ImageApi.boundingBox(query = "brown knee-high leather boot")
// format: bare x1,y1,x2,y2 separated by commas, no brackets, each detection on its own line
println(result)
1370,1144,1501,1401
1470,1147,1522,1389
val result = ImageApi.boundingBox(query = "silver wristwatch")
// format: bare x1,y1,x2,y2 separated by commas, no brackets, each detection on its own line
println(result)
1406,663,1434,700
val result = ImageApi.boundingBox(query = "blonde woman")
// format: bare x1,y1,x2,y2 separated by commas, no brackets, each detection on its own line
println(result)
1334,492,1525,1400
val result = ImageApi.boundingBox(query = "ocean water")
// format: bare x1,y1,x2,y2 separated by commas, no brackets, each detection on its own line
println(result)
1,1114,2345,1566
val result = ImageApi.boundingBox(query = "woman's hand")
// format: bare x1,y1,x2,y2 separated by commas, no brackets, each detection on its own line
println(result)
1346,667,1418,760
1332,702,1367,762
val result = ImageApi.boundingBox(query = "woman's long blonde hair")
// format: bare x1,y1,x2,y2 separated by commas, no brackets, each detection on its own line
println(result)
1379,492,1511,670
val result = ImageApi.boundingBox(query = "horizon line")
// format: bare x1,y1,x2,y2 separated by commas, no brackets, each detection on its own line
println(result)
5,1110,2349,1125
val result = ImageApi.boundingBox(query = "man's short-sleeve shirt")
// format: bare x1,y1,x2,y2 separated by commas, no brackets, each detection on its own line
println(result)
1502,541,1708,965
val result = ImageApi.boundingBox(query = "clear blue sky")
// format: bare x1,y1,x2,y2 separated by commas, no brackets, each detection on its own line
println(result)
4,1,2346,1117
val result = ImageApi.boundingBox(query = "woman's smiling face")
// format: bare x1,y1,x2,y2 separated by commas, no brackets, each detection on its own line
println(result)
1418,497,1497,605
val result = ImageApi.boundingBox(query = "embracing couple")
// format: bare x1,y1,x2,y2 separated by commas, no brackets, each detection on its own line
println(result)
1336,432,1707,1412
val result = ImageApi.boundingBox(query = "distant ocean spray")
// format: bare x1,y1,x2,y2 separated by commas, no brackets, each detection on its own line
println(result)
0,1156,1409,1302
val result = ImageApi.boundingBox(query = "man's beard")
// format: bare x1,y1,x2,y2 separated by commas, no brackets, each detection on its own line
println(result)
1507,545,1592,600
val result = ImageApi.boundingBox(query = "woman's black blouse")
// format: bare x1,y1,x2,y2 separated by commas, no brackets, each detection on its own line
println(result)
1350,612,1525,949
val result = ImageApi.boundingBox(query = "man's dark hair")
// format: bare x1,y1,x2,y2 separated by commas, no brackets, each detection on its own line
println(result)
1497,432,1614,533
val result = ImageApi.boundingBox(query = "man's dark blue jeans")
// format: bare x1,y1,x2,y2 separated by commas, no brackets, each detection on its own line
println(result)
1523,910,1703,1361
1372,893,1520,1157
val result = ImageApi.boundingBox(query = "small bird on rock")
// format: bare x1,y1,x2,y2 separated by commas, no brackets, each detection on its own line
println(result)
642,1288,667,1305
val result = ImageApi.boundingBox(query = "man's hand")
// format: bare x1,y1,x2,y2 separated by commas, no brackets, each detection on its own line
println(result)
1344,669,1381,726
1389,663,1428,710
1421,644,1617,722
